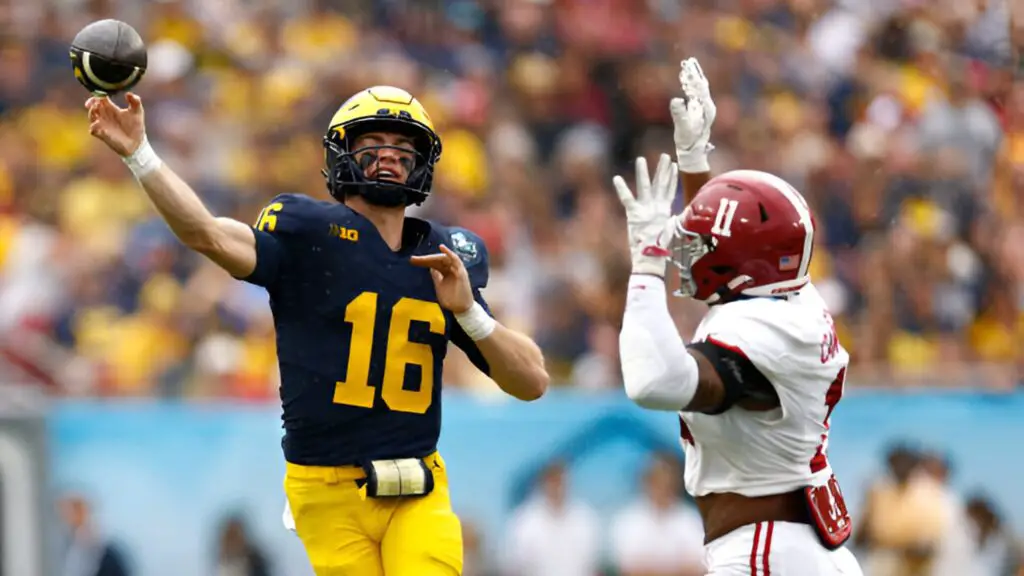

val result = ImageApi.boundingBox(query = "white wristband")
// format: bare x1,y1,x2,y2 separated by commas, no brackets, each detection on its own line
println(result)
676,154,710,174
676,142,715,174
455,302,497,341
123,136,163,178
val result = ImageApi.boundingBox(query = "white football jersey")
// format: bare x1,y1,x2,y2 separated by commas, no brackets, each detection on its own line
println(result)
681,283,849,498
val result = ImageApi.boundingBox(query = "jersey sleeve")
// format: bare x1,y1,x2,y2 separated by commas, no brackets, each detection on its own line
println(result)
241,194,317,288
445,227,492,375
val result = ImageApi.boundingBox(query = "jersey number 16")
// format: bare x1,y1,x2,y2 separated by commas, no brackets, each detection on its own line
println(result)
333,291,446,414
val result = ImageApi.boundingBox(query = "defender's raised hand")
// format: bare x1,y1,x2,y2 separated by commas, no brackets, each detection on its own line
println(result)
670,58,717,173
613,154,680,277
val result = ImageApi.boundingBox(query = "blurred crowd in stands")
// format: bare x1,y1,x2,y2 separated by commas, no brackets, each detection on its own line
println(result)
0,0,1021,398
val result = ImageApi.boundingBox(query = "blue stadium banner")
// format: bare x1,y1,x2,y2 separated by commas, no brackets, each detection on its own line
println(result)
51,390,1024,576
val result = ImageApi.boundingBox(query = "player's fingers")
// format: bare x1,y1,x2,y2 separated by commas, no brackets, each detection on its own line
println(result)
691,58,706,82
668,164,679,201
85,97,105,115
412,250,459,275
681,59,707,97
409,254,450,270
429,269,443,285
682,58,699,80
437,244,465,270
653,153,672,199
687,97,704,122
126,92,143,112
90,97,114,120
612,175,636,208
670,97,686,117
98,96,123,114
679,59,692,89
635,156,651,202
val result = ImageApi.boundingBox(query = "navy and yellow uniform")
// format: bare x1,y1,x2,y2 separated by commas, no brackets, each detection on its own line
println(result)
244,192,491,575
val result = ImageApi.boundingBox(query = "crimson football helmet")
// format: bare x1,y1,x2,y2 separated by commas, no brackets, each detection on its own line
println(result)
670,170,816,304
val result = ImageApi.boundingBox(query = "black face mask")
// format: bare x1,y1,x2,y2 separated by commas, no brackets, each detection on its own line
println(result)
356,149,415,176
322,127,438,208
352,147,418,207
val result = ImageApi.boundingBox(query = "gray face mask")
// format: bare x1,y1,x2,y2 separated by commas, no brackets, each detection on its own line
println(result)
670,226,711,299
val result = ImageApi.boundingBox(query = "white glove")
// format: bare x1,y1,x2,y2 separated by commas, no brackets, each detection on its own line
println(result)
613,154,680,277
670,58,717,173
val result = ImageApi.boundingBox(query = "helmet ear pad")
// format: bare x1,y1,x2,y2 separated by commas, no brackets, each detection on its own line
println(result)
322,119,439,207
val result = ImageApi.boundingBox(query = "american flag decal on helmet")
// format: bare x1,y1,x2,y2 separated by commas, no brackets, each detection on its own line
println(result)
779,255,800,271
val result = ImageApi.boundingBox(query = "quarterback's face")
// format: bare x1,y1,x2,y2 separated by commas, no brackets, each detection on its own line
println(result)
352,132,416,184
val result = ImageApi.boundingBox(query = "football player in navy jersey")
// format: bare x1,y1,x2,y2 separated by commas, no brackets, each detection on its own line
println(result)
85,86,549,576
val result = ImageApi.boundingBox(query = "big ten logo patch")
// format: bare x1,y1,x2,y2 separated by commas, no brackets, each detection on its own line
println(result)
329,224,359,242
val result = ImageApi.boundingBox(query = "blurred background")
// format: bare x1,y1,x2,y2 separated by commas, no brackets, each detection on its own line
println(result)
0,0,1022,574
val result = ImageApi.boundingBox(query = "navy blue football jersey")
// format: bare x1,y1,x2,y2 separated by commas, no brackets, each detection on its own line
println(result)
243,193,492,466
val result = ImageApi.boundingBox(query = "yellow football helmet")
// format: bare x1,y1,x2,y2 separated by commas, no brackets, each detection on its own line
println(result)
322,86,442,207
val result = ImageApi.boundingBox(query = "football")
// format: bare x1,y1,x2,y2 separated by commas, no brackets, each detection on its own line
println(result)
69,19,147,96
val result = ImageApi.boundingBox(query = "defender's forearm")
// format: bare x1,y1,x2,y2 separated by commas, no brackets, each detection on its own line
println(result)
682,171,710,204
619,276,699,411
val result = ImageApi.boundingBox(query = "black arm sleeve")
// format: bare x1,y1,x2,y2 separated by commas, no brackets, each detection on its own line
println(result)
686,340,779,415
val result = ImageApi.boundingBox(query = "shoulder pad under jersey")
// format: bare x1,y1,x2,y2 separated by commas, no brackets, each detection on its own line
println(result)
696,293,843,379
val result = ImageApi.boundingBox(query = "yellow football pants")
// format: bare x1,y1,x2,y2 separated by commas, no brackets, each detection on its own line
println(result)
284,452,463,576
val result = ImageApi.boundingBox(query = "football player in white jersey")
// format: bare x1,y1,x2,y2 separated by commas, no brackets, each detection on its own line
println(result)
613,58,864,576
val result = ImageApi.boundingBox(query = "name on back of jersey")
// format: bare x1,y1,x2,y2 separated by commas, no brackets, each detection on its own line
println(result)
820,312,840,364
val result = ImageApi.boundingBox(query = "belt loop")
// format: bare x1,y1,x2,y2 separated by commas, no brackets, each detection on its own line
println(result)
325,467,339,485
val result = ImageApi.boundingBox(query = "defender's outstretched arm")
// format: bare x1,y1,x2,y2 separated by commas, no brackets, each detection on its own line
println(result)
672,58,716,202
619,275,727,412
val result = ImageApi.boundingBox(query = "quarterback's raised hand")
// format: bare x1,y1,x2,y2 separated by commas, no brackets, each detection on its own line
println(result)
613,154,680,277
85,92,146,157
412,243,550,402
670,58,716,173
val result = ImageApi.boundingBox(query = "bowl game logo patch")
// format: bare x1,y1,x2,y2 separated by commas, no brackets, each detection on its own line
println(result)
449,231,480,265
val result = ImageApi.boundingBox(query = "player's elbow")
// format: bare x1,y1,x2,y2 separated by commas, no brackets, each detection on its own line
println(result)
623,372,683,411
623,374,658,408
620,340,667,409
619,325,695,411
528,367,550,400
186,229,234,267
179,223,220,254
510,366,549,401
